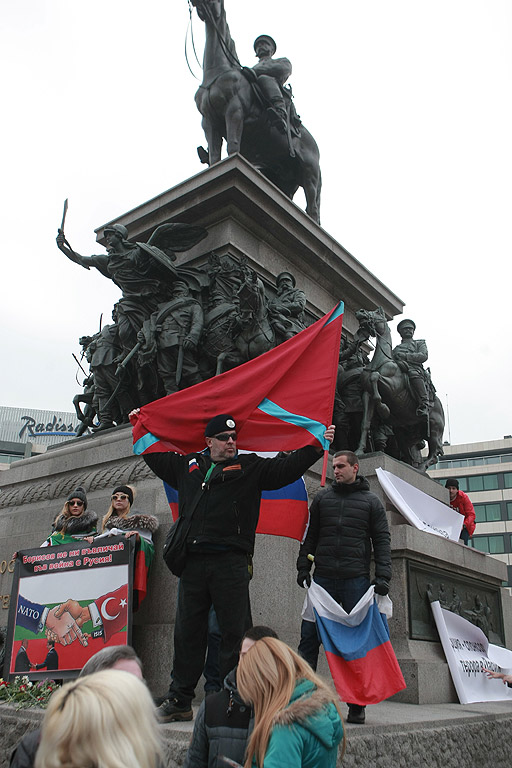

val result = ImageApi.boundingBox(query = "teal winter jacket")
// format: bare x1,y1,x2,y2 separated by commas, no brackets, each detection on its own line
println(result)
256,679,343,768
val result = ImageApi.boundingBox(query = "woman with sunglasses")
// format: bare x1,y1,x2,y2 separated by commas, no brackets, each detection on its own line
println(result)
100,485,158,609
42,487,98,547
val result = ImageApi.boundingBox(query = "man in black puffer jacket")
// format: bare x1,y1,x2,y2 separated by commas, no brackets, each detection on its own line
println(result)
296,450,391,725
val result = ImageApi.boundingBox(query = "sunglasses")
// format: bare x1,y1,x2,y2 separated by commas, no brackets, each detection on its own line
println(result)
68,500,84,507
111,494,130,501
212,432,237,442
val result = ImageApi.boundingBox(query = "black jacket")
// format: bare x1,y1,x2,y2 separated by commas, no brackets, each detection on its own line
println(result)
183,668,252,768
10,729,40,768
297,475,391,581
145,446,319,555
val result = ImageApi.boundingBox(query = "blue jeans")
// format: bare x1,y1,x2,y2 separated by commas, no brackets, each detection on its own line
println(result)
298,575,370,671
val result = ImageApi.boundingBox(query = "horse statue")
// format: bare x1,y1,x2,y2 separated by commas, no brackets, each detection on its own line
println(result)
203,254,275,375
354,307,444,471
190,0,322,223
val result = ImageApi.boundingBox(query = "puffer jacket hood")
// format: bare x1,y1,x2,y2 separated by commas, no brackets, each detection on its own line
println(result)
273,679,343,750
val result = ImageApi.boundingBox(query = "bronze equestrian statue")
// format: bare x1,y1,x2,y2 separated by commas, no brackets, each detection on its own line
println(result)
191,0,322,223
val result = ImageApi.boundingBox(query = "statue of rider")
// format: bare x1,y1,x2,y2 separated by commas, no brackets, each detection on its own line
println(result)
252,35,292,134
392,319,430,418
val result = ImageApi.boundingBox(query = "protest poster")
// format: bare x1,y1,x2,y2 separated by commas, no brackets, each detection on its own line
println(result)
431,599,512,703
376,467,463,541
4,536,133,681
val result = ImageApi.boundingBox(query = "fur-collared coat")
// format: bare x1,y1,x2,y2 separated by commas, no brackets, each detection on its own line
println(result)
44,508,98,546
105,510,158,538
256,679,343,768
53,508,98,535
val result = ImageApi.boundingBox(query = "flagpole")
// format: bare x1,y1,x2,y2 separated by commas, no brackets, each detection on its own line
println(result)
320,449,329,486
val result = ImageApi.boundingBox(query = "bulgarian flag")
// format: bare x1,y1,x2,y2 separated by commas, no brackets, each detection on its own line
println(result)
131,302,344,456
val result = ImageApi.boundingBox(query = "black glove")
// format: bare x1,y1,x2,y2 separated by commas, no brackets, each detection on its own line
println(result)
372,578,389,596
297,570,311,588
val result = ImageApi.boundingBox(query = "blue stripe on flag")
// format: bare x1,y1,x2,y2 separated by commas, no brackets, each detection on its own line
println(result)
261,478,307,501
163,482,179,505
323,301,344,326
133,431,160,455
257,399,327,448
315,602,390,662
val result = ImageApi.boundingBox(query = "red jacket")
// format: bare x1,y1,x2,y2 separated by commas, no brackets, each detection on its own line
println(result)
450,491,476,536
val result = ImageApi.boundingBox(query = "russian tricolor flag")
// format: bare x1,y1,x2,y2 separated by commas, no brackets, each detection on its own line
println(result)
303,581,406,705
163,475,309,542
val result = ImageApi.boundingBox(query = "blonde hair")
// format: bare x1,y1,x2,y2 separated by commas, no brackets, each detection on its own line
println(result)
35,670,162,768
54,501,83,530
237,637,344,768
102,484,135,532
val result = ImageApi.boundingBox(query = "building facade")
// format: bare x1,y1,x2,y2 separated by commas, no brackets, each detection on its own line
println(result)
429,437,512,586
0,406,85,469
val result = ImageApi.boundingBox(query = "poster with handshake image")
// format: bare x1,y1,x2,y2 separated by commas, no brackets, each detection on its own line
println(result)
4,536,133,680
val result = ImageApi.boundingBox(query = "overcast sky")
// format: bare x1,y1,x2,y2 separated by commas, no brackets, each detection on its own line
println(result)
1,1,511,447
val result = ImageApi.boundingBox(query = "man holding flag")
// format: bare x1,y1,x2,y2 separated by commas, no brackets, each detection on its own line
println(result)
129,302,344,722
297,449,393,724
138,412,334,722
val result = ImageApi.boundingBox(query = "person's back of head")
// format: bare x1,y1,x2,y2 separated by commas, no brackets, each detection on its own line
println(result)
35,670,162,768
242,625,278,643
80,644,143,678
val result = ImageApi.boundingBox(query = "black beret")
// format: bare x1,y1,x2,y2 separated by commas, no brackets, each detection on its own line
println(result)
204,414,237,437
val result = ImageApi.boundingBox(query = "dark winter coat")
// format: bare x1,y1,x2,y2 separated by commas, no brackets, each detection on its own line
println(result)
9,729,40,768
183,668,252,768
297,475,391,581
53,508,98,536
144,446,320,555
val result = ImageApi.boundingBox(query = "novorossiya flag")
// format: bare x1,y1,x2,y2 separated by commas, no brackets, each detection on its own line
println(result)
131,302,344,456
303,580,406,705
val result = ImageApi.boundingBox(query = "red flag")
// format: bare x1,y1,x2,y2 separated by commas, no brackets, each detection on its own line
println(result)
131,302,343,455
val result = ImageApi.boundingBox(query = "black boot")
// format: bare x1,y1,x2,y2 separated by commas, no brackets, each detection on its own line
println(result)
347,703,366,724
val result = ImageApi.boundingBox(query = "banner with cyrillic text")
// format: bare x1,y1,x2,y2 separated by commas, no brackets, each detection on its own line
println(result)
431,600,512,703
5,536,133,681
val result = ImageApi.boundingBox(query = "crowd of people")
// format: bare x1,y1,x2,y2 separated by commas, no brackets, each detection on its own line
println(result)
9,408,479,767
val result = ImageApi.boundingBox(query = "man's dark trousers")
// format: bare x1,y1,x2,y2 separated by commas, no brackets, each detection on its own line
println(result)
298,575,370,670
170,550,250,706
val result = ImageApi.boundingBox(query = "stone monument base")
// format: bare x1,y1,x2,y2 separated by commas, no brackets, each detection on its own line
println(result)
1,430,510,704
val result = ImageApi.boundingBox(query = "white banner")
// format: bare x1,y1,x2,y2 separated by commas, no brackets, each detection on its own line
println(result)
376,467,463,541
431,600,512,703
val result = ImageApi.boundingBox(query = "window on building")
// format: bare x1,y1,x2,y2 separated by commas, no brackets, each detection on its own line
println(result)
507,502,512,520
470,535,505,554
504,473,512,489
456,474,499,492
473,503,502,523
